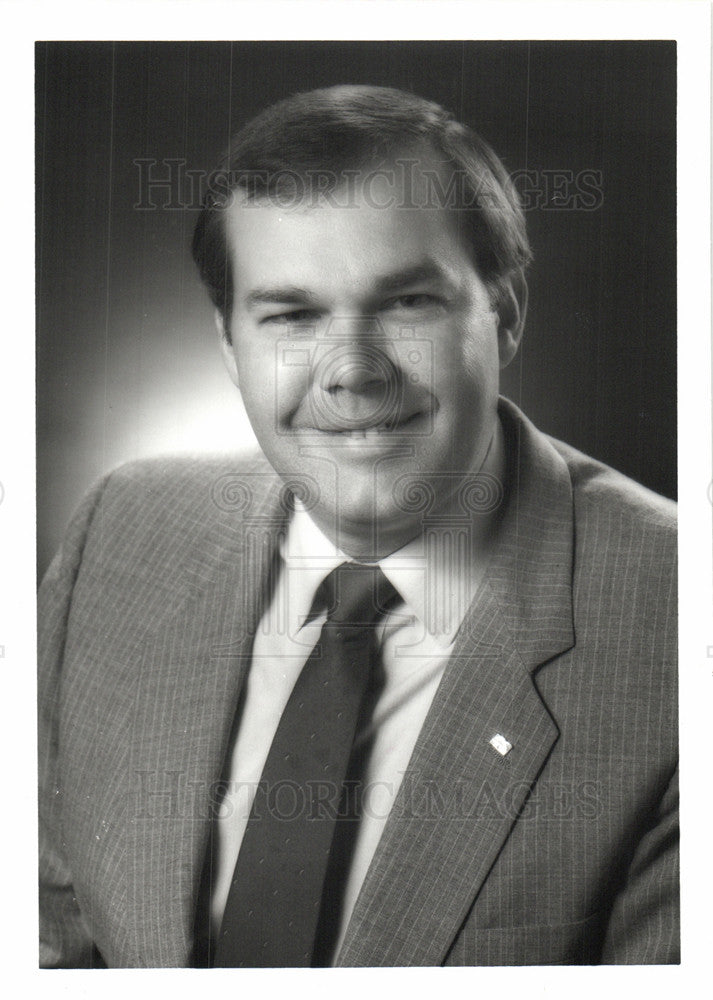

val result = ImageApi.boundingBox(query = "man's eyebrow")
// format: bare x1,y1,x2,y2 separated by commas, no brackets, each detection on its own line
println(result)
371,262,455,296
243,286,315,309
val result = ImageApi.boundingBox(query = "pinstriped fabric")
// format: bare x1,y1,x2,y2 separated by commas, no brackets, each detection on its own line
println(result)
435,414,678,967
39,453,286,967
38,400,677,967
38,474,113,968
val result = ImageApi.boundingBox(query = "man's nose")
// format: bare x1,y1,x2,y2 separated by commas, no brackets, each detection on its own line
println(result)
311,316,402,428
317,316,398,395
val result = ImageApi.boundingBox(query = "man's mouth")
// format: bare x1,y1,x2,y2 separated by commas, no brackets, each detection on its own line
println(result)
312,412,425,435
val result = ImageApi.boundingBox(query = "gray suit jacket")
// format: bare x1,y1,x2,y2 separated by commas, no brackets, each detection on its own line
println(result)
38,399,678,967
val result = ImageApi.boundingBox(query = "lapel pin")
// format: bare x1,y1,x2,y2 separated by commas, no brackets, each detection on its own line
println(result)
489,733,513,757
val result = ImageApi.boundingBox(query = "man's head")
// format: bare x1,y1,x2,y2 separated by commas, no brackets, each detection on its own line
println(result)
193,85,531,338
192,85,531,557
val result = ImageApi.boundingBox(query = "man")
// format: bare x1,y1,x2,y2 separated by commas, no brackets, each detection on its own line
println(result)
38,85,678,967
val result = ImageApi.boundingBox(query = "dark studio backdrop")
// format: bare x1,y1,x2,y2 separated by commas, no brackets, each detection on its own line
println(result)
35,40,677,578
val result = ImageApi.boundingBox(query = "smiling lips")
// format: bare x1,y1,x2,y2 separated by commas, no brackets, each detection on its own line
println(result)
308,411,425,435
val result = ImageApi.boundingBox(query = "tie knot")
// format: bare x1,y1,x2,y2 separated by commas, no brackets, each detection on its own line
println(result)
322,562,398,629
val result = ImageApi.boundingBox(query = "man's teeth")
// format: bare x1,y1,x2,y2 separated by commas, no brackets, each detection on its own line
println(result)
340,426,390,436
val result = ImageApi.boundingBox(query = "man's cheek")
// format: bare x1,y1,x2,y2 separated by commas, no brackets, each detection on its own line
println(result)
434,339,486,401
271,361,313,432
458,331,499,397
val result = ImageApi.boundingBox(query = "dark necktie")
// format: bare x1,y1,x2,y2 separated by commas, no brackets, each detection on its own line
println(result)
213,561,397,968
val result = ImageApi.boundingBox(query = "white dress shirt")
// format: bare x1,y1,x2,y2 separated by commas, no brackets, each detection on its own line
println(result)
209,425,504,962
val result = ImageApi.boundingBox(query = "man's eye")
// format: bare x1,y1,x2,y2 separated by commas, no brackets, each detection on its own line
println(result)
388,294,438,310
261,310,319,325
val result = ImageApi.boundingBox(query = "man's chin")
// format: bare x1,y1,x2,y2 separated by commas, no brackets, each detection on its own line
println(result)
306,499,424,560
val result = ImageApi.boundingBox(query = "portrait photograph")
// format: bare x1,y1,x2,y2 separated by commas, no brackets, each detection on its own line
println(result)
3,0,710,995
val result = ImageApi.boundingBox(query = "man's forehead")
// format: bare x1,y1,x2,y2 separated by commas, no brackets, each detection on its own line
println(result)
224,198,474,304
224,158,467,261
220,147,481,301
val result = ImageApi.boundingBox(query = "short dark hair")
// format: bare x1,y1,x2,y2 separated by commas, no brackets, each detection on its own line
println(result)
191,85,531,337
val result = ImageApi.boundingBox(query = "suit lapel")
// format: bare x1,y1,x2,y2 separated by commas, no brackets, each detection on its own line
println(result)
125,463,286,967
337,400,576,967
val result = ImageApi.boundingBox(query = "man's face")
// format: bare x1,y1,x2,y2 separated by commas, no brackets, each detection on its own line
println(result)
221,161,522,557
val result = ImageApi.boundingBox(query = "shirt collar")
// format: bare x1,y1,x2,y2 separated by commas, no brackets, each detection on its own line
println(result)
278,503,346,631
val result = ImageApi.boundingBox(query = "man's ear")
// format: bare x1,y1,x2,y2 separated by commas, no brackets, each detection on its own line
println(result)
495,269,528,370
216,309,240,388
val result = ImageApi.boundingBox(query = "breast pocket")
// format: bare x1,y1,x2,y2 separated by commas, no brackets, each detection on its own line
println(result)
444,910,605,966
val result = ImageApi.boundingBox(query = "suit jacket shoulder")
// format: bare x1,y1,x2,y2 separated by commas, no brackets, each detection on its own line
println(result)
549,433,676,531
548,433,677,668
